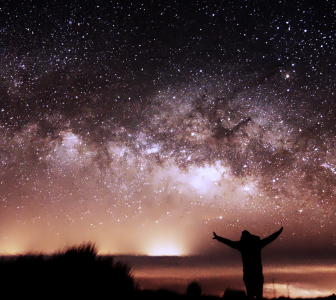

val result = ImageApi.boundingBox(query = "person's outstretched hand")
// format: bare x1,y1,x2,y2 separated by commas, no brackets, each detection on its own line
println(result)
213,232,218,240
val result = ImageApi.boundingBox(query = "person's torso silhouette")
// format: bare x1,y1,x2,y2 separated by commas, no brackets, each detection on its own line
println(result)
213,227,283,299
239,231,263,275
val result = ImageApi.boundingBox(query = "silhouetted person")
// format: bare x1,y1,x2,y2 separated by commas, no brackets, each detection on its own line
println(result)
213,227,283,299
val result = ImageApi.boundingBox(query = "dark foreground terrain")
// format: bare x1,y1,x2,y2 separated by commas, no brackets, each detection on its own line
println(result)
0,243,134,299
0,243,335,300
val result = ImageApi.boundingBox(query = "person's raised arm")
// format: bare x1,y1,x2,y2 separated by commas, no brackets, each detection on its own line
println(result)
213,232,240,250
260,227,283,248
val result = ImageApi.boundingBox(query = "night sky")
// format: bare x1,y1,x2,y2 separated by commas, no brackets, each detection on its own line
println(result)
0,0,336,290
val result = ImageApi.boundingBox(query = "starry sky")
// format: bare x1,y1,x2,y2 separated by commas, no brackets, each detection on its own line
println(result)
0,0,335,266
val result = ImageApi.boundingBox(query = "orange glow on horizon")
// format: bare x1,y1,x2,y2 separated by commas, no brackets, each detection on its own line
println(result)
146,245,184,256
143,239,187,256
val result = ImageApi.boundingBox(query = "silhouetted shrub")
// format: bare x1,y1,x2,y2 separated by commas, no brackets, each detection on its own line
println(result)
0,242,136,299
60,242,98,258
186,281,202,298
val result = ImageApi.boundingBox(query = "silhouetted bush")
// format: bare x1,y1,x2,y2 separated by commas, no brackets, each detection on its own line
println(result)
0,242,136,299
186,281,202,298
58,241,98,259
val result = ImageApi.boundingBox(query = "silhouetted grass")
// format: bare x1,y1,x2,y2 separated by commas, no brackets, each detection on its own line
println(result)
0,242,136,299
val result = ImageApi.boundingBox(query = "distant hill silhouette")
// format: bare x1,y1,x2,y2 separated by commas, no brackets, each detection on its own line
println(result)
223,288,246,300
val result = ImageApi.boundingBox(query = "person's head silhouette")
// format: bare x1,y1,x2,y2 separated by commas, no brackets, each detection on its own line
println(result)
241,230,251,238
240,230,260,244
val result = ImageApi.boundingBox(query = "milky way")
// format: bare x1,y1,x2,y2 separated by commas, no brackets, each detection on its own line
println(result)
0,1,335,257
